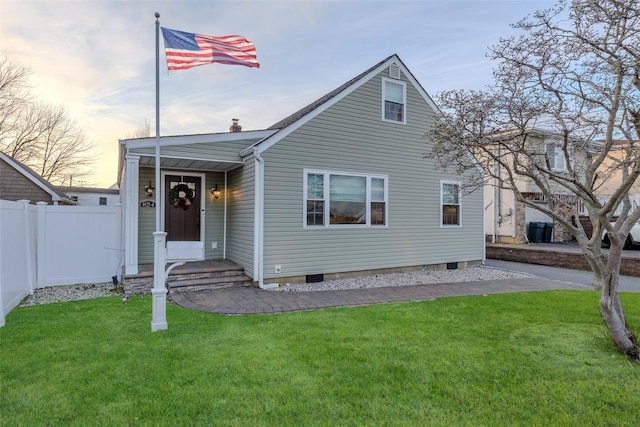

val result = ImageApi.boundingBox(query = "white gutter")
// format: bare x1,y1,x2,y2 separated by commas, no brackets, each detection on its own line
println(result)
253,149,278,289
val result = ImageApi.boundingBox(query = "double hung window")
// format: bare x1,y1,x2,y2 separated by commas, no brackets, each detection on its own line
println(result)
441,180,461,226
382,78,406,124
305,170,388,227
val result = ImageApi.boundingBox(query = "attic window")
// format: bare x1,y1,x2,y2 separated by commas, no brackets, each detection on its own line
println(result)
389,63,400,79
382,78,406,124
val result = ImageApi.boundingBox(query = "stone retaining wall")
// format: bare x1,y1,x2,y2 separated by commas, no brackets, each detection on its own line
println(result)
486,244,640,277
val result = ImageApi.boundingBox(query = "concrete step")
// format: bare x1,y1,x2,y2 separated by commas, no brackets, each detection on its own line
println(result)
123,260,253,295
168,274,253,293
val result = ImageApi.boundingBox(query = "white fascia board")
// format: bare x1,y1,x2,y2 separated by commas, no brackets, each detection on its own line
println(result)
122,129,278,149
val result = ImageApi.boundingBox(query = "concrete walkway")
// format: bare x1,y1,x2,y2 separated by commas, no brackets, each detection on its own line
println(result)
169,278,589,315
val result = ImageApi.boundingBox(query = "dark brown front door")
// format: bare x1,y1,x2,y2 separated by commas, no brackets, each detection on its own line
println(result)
165,175,201,242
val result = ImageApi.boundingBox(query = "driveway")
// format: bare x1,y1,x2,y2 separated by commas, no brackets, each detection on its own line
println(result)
485,259,640,293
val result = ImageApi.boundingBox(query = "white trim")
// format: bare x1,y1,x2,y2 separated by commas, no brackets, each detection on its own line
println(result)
122,129,277,149
440,179,462,228
303,169,389,229
124,154,140,275
381,77,407,125
253,151,265,286
136,153,245,167
161,171,207,260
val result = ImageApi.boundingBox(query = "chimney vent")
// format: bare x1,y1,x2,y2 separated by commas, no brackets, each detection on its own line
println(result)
230,118,242,132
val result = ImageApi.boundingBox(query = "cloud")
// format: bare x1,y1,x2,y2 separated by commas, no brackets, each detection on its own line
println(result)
1,0,548,187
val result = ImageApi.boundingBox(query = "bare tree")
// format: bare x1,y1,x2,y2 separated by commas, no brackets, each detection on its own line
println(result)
0,57,32,153
0,58,94,185
427,0,640,359
126,119,151,139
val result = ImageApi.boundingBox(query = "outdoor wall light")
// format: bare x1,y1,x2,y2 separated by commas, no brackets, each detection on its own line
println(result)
144,181,154,197
211,184,220,200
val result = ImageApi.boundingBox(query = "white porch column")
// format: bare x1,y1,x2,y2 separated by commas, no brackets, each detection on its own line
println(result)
151,231,168,331
124,154,140,275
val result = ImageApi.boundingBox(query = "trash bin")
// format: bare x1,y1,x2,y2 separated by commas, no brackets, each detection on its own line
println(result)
527,222,544,243
542,222,554,243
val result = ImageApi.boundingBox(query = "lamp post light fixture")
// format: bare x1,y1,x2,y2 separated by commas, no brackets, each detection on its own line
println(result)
211,184,220,199
144,181,155,197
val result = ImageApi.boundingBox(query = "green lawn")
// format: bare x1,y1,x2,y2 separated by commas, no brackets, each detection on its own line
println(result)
1,290,639,426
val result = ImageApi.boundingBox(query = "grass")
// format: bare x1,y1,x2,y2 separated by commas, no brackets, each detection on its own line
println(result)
1,290,640,426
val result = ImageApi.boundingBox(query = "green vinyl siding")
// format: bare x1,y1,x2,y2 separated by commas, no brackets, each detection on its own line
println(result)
138,168,156,263
225,157,255,278
260,69,483,280
203,171,225,260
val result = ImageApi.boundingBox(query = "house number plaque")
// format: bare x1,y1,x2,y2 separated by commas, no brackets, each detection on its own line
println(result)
140,201,156,208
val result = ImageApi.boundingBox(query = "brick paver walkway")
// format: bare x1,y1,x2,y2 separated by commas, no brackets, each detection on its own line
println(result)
169,278,589,315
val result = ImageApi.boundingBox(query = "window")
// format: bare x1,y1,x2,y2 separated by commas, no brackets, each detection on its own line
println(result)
306,173,324,226
545,141,570,171
382,78,406,124
441,181,461,226
99,197,107,206
371,177,386,225
304,170,388,227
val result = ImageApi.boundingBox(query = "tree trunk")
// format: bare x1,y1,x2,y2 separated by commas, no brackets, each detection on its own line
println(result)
600,271,639,360
583,241,640,360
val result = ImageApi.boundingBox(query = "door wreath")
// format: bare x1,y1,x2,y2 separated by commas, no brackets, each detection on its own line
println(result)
169,183,194,210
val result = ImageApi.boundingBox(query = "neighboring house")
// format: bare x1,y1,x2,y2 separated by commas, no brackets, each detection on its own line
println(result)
591,140,640,215
118,54,485,286
0,152,69,205
483,128,617,244
58,186,120,206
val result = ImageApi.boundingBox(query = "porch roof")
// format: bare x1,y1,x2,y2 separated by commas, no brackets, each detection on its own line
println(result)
137,154,244,172
119,129,277,176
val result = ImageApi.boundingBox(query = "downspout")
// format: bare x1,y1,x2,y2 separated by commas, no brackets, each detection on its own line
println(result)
253,150,278,289
482,174,487,265
253,148,278,289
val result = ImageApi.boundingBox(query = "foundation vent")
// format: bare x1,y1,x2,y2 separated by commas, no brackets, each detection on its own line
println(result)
306,274,324,283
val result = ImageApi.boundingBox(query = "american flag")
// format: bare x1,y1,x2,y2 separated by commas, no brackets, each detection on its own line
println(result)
161,27,259,70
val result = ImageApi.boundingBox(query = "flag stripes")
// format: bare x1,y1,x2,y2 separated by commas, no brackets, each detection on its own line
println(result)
161,27,259,70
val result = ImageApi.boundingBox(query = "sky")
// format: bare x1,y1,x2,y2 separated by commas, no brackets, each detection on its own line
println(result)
0,0,555,188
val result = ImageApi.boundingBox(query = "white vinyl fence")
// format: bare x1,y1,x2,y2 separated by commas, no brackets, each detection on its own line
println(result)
0,200,123,327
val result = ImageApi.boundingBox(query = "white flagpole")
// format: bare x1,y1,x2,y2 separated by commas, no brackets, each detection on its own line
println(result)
155,12,161,232
151,12,168,332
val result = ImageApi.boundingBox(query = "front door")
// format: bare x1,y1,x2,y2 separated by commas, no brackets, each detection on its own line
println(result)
165,174,201,242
